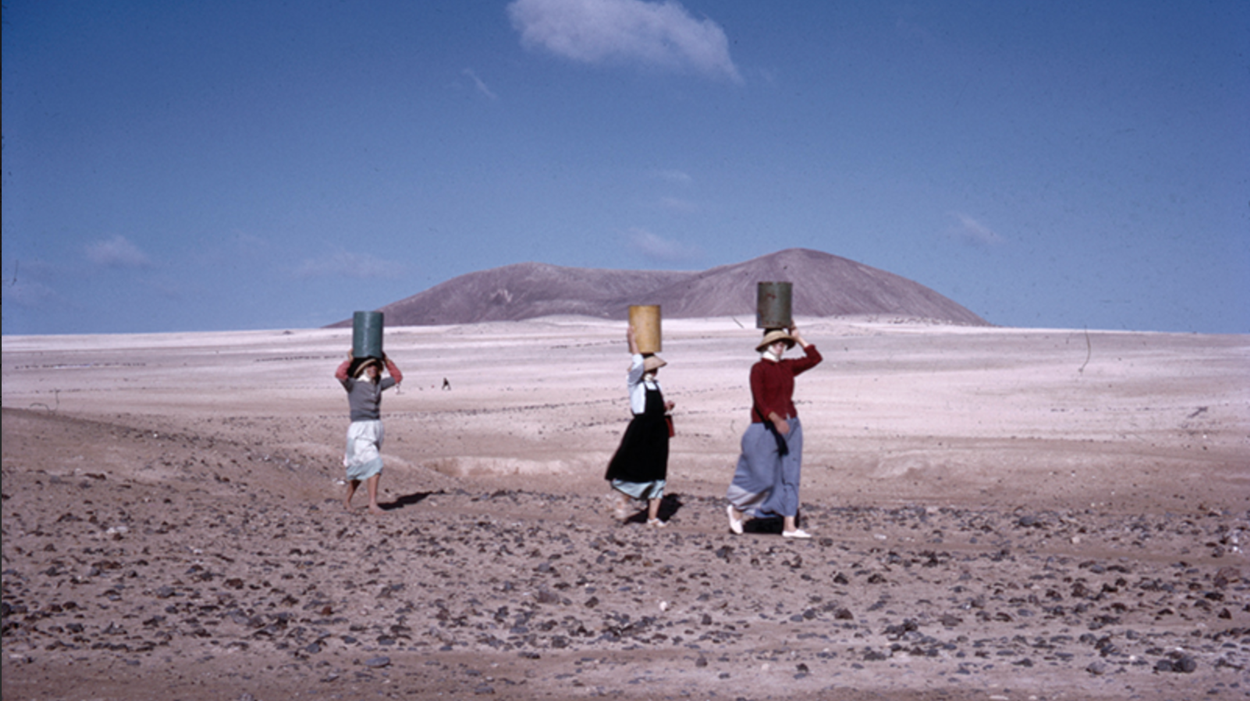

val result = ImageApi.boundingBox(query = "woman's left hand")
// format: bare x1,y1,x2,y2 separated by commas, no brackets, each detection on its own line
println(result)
789,326,808,348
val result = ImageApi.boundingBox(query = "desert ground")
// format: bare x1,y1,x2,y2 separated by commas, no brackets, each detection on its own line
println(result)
2,316,1248,701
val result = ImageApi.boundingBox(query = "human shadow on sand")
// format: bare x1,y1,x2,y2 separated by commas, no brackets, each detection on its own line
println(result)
740,509,806,535
622,493,684,524
380,491,437,511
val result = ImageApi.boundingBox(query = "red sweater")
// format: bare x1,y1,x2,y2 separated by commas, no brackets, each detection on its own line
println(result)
335,358,403,384
749,344,822,423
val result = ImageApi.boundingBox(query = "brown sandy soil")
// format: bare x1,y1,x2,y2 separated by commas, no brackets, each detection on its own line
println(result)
2,317,1248,700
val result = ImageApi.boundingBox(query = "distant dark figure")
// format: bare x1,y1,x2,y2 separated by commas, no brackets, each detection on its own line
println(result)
335,353,403,515
605,325,674,527
442,377,451,391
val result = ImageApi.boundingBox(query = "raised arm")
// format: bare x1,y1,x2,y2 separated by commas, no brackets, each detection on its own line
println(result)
335,358,352,382
384,356,403,385
788,326,822,375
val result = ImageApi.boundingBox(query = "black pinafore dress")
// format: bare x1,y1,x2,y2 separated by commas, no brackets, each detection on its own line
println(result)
605,384,669,484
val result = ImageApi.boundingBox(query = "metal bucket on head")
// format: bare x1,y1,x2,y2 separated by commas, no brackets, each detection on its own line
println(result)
756,282,793,329
629,305,662,354
352,311,385,359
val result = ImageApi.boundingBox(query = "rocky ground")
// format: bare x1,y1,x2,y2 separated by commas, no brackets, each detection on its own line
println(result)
3,319,1248,699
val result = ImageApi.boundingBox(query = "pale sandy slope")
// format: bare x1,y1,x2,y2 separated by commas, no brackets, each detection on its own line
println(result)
4,316,1246,514
2,317,1248,701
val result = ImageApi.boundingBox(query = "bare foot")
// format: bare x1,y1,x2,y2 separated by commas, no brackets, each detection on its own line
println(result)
367,504,385,515
343,500,355,513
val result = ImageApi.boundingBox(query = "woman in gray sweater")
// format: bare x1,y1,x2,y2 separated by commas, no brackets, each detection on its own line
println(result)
335,354,403,514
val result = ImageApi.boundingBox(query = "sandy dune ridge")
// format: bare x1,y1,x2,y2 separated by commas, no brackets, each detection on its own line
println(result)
2,317,1248,700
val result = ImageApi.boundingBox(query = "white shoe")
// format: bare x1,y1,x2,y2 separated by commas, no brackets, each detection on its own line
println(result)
782,529,812,539
647,518,667,528
726,505,744,535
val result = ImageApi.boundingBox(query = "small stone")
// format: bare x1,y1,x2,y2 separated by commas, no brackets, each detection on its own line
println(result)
364,656,391,668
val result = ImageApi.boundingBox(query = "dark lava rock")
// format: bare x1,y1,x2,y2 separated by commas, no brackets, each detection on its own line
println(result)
1156,655,1198,673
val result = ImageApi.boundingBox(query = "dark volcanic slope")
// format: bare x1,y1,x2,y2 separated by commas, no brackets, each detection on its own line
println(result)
363,263,693,326
333,248,987,327
648,248,987,325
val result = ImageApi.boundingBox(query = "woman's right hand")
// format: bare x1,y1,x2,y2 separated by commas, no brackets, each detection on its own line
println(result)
772,416,790,435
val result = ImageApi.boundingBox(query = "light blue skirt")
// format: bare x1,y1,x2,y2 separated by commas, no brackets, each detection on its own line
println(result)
611,478,666,501
726,418,803,518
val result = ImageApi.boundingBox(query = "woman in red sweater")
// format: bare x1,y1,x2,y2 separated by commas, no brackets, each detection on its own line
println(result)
725,326,822,538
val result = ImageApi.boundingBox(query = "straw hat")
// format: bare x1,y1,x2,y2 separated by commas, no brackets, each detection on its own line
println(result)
755,329,796,352
643,354,667,372
352,357,382,378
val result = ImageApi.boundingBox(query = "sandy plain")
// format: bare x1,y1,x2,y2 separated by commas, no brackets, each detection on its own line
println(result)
2,316,1248,701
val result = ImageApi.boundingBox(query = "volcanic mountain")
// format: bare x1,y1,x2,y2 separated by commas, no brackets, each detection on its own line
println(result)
333,249,989,327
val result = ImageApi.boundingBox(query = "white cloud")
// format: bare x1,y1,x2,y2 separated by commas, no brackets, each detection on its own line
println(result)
463,68,498,100
293,250,404,280
627,227,701,262
508,0,742,82
948,212,1004,246
85,235,153,268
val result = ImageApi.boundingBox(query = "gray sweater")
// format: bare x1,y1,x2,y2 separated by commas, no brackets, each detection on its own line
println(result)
340,376,396,421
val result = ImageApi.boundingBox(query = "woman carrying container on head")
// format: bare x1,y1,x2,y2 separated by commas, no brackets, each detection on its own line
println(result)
335,353,403,515
726,326,822,538
605,324,675,527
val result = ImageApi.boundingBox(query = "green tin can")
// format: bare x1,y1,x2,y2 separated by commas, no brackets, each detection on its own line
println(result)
352,311,385,359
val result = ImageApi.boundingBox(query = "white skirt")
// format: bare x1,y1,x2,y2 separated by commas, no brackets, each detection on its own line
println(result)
343,419,384,481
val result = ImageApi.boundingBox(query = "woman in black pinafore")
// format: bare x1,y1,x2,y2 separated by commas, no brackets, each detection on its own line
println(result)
605,325,674,527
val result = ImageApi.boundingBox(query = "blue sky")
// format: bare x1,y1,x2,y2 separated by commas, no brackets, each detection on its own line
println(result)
3,0,1247,335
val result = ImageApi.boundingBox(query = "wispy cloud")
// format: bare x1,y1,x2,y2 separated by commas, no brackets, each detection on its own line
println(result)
0,271,58,308
292,250,405,280
652,168,693,185
508,0,742,83
947,212,1004,246
627,227,701,262
85,235,153,268
463,68,498,100
2,258,80,315
657,196,699,213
